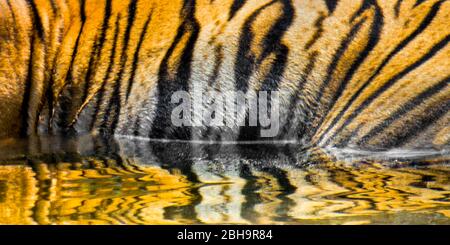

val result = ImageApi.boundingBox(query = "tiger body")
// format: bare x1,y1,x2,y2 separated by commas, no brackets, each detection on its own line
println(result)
0,0,449,150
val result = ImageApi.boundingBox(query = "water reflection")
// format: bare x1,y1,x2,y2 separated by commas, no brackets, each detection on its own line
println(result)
0,136,449,224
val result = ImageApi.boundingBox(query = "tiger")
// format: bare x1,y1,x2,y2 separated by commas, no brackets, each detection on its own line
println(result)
0,0,449,151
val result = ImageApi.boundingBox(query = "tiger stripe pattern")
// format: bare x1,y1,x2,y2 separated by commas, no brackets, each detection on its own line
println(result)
0,0,449,150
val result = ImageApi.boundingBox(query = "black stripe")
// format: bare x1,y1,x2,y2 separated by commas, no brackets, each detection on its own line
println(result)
334,124,362,148
65,0,87,80
314,4,383,141
79,0,86,22
281,53,318,138
311,17,367,125
54,0,87,129
304,13,326,50
3,0,20,61
234,0,276,93
40,12,69,132
239,44,289,140
20,36,35,136
229,0,246,20
259,0,294,91
20,0,47,135
350,0,375,23
44,78,55,133
238,0,294,141
98,15,123,134
78,49,99,114
324,0,338,14
317,0,445,144
66,0,111,128
26,0,44,40
47,26,70,131
328,5,382,114
97,0,113,51
32,1,58,134
394,0,403,17
91,16,121,132
148,0,200,140
208,44,224,87
126,8,154,101
200,41,224,140
49,0,57,14
414,0,426,8
6,0,17,28
325,34,450,145
356,77,449,146
80,0,113,104
103,0,139,134
101,70,122,134
379,97,449,149
258,0,294,63
123,0,138,54
132,113,142,136
317,17,367,96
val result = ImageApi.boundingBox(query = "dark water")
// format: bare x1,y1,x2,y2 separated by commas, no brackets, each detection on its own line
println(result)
0,135,449,225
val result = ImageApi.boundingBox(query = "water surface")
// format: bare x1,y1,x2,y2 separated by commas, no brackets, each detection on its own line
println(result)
0,136,449,224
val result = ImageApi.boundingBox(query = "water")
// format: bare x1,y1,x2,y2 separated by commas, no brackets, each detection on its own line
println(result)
0,135,449,225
